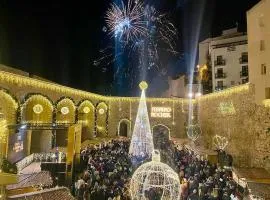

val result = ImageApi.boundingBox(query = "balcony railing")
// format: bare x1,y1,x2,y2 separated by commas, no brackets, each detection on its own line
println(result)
215,86,227,91
214,59,226,66
239,57,248,64
240,71,248,77
215,73,226,79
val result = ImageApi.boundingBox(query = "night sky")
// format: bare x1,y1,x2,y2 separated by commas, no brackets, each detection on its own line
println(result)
0,0,260,96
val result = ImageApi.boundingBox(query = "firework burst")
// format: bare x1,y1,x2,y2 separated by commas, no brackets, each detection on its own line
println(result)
105,0,147,44
94,0,179,94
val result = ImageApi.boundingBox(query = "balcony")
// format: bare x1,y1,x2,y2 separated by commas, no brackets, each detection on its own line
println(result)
215,86,227,91
239,57,248,64
214,59,226,66
240,71,248,77
215,73,226,79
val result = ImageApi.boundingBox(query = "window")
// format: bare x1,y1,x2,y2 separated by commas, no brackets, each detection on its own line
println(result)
261,64,266,75
217,56,223,62
217,68,223,74
266,88,270,99
258,15,264,27
242,65,248,72
260,40,265,51
231,81,235,86
241,52,248,62
217,81,223,87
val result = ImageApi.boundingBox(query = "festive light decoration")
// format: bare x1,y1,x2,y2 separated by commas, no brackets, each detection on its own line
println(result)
129,82,154,158
213,135,229,151
219,102,236,115
98,108,105,115
56,98,75,123
21,94,53,123
83,106,90,114
130,150,181,200
199,84,250,100
139,81,148,90
0,71,105,100
186,124,201,142
60,107,69,115
151,107,172,118
33,104,44,114
96,102,109,136
0,119,8,143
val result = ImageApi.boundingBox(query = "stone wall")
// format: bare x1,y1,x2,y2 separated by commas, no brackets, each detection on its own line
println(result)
198,84,270,171
0,71,190,141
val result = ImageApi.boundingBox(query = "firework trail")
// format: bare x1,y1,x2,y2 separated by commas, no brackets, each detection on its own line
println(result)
94,0,179,93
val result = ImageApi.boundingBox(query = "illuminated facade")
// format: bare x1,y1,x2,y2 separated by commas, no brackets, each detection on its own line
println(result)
0,61,269,174
247,0,270,105
0,68,192,152
199,28,248,92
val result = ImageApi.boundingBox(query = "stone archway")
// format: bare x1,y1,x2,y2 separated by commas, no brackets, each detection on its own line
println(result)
55,97,76,147
77,100,95,142
96,102,108,137
21,94,54,154
118,119,131,137
152,124,170,150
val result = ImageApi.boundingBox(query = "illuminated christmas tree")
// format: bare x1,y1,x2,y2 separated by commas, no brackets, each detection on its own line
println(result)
129,81,154,160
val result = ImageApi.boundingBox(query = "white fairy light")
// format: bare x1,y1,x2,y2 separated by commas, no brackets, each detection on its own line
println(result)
130,150,181,200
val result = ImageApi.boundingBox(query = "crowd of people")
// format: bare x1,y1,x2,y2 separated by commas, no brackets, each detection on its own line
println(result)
174,146,239,200
75,137,240,200
77,139,132,199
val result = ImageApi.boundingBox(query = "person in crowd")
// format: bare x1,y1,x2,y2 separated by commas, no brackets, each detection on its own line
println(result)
77,138,238,200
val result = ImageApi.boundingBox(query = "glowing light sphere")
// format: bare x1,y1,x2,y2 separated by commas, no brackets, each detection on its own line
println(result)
83,106,90,114
33,104,43,114
61,107,69,115
139,81,148,90
99,108,105,115
130,150,181,200
186,124,201,142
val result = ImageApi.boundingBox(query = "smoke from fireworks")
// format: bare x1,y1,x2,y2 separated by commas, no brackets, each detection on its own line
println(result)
94,0,179,94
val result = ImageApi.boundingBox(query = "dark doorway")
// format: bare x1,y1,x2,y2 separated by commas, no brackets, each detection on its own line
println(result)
56,129,68,147
119,121,128,137
152,125,170,150
31,130,52,153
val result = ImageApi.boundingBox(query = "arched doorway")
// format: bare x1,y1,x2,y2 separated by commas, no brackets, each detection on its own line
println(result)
55,97,76,147
21,94,54,154
152,124,170,150
118,119,131,137
152,124,174,168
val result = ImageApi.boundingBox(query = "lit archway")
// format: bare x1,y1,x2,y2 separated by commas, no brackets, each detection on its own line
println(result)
20,94,54,154
152,124,171,150
55,97,76,147
117,119,131,137
96,102,108,137
152,124,171,139
0,89,18,157
77,100,95,141
55,97,76,124
21,94,53,123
